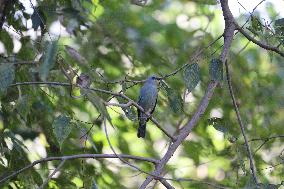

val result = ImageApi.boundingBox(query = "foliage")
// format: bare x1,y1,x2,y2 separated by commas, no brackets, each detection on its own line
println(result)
0,0,283,188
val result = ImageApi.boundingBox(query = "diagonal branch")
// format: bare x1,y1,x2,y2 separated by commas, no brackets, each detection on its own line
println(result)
103,118,175,189
139,0,236,188
225,61,259,186
39,160,66,189
235,22,284,58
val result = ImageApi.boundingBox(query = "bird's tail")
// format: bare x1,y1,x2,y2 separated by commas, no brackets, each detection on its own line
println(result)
137,122,146,138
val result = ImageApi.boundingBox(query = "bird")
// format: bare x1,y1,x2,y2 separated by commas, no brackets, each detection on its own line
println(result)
137,75,158,138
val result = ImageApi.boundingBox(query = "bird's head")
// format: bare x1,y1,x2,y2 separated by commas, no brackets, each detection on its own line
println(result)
146,75,159,85
149,75,156,80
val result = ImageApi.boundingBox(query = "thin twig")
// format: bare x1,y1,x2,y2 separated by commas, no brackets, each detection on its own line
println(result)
248,135,284,142
102,118,175,189
225,60,259,186
9,81,174,140
38,160,66,189
235,24,284,57
160,33,224,79
139,0,235,188
0,61,38,65
0,153,158,184
104,101,133,108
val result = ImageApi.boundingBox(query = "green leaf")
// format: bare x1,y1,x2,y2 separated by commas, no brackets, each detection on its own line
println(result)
183,63,200,92
208,117,227,133
39,41,58,81
52,115,72,148
117,96,136,121
0,64,15,95
183,141,202,164
4,131,29,153
209,58,223,82
82,89,111,122
0,31,14,54
16,95,32,121
166,87,183,114
31,8,45,30
275,18,284,45
275,18,284,27
251,17,263,34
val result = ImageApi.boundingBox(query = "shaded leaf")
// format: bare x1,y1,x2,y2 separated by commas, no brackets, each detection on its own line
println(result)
166,88,183,114
82,89,111,122
52,115,72,148
39,41,58,81
65,45,87,64
209,58,223,82
4,130,29,153
250,17,263,35
31,8,45,30
0,31,14,53
30,169,43,186
16,95,32,121
275,18,284,26
0,64,15,95
208,117,227,133
117,96,136,121
183,141,202,164
183,63,200,92
275,18,284,45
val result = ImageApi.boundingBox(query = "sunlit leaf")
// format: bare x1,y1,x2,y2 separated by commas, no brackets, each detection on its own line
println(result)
183,63,200,92
52,115,72,148
4,131,29,153
39,41,58,81
209,58,223,82
0,64,15,95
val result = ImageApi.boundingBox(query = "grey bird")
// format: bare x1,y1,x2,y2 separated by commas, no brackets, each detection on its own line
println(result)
137,75,158,138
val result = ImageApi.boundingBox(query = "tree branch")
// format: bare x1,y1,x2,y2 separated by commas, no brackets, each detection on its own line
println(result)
9,81,174,140
103,118,175,189
235,23,284,58
38,160,66,189
139,0,235,188
0,153,158,184
225,61,259,186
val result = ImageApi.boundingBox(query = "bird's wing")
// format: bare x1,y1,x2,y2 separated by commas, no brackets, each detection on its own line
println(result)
150,96,157,115
137,94,142,119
